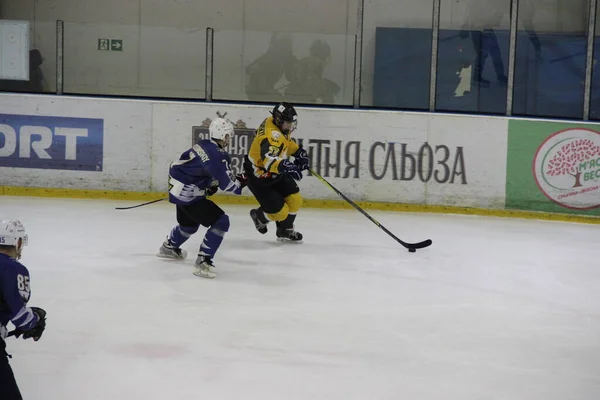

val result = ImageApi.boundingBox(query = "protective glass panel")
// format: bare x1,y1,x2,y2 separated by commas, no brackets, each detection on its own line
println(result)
513,0,589,119
213,29,355,106
436,0,511,114
63,22,205,99
361,0,434,110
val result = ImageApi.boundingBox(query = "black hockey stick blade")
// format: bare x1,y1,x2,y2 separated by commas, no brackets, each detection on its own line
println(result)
309,168,432,251
115,198,166,210
7,329,21,338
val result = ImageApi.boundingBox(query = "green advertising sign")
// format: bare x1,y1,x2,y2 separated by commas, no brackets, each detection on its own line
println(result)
507,120,600,216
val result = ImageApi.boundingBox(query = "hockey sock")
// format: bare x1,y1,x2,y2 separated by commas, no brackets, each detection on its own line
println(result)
168,225,199,248
256,207,270,224
199,214,230,259
276,213,297,231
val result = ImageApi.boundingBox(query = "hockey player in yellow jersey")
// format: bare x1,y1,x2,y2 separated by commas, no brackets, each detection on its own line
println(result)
244,102,310,242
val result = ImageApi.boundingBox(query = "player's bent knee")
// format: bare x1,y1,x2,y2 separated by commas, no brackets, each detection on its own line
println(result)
213,214,230,232
180,225,199,235
266,205,289,222
284,192,302,213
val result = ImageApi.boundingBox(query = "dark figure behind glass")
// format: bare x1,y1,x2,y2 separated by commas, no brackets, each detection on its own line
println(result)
284,39,340,104
245,33,297,102
459,3,507,87
0,49,45,93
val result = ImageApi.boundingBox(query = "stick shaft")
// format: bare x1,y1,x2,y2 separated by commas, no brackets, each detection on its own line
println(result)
309,169,432,249
115,198,166,210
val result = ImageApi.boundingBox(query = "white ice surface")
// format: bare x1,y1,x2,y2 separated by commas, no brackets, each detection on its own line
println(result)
1,196,599,400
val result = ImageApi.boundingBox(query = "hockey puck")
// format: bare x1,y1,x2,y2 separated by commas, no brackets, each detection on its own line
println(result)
408,248,416,253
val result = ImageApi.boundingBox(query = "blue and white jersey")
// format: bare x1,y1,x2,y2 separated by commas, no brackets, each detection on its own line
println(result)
0,253,39,340
168,139,243,205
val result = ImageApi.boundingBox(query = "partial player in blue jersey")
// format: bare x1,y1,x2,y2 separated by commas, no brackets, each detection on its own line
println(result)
0,219,47,400
157,118,248,279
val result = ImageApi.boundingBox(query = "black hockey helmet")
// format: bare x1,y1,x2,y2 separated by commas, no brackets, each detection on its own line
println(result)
271,102,297,134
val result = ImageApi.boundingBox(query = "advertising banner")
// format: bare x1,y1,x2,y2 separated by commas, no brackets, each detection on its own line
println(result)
0,114,104,171
507,120,600,215
153,104,507,207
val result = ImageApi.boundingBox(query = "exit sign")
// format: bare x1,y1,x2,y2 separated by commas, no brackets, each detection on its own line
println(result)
98,38,123,52
110,39,123,51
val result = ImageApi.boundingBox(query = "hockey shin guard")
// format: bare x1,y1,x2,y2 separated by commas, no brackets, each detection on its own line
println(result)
199,214,230,258
169,225,199,248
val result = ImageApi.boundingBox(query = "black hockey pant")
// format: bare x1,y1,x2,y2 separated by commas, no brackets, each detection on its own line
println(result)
0,338,23,400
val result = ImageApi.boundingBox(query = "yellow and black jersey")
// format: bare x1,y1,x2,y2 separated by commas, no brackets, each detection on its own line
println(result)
244,117,300,179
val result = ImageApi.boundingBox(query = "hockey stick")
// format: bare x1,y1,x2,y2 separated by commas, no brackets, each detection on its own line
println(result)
7,329,26,338
115,198,166,210
7,329,38,340
309,168,432,252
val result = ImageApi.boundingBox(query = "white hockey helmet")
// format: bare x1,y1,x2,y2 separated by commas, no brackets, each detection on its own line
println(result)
0,219,28,259
209,118,234,148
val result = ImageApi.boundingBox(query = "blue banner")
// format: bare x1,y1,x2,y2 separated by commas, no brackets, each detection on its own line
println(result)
0,114,104,171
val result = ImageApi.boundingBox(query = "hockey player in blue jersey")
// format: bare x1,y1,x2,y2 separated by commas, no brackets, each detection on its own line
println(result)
158,118,248,279
0,219,47,400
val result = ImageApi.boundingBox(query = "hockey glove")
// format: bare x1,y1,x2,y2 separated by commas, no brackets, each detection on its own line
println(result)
293,146,310,171
206,186,218,196
236,173,248,188
25,307,47,341
280,160,303,181
205,179,219,196
10,307,47,341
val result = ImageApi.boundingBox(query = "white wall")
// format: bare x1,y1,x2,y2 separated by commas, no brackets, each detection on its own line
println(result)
3,0,360,102
0,93,509,209
0,93,153,191
0,0,591,104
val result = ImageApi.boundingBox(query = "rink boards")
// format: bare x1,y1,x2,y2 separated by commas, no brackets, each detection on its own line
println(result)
0,93,599,222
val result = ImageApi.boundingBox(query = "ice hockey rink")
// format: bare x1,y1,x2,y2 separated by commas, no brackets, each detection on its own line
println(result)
2,195,599,400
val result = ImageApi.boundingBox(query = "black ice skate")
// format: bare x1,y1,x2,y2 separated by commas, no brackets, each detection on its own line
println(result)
276,227,303,243
250,208,268,234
